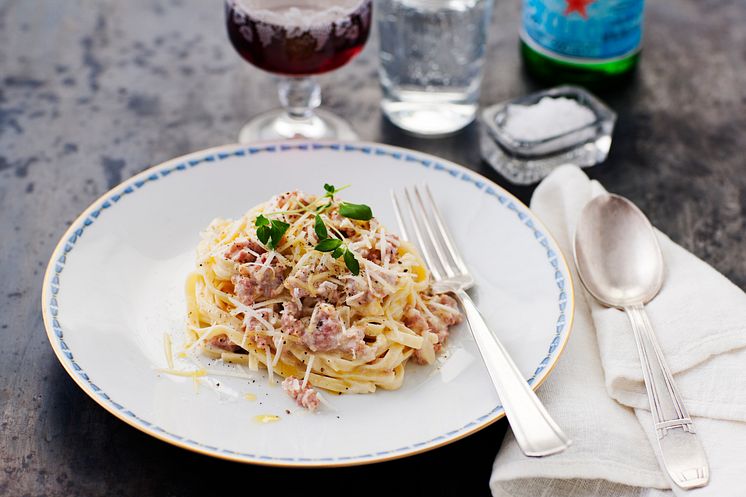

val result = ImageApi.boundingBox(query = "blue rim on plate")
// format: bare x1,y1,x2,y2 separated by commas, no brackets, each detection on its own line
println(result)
41,141,575,467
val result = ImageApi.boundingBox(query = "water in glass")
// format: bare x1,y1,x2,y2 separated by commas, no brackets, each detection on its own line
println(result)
378,0,493,136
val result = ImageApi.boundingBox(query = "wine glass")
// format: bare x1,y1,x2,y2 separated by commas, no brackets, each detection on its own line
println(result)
225,0,372,142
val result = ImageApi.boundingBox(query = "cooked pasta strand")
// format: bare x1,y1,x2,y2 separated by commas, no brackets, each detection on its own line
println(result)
184,190,463,397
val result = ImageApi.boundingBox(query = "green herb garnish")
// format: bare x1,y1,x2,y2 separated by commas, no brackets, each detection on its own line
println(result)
314,214,328,240
312,213,361,275
255,214,271,244
315,238,342,252
314,183,352,212
323,183,348,200
270,220,289,248
255,214,289,250
339,202,373,221
343,249,359,275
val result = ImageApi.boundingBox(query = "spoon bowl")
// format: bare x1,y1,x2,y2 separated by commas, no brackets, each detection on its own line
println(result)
573,193,664,308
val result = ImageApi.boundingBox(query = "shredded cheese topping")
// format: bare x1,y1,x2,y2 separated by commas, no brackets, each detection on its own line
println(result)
184,190,462,395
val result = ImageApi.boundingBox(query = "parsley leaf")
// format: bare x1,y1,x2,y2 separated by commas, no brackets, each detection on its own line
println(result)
323,183,337,201
315,238,343,252
321,183,350,202
255,215,288,250
255,214,270,227
268,219,289,249
312,184,365,275
256,225,271,245
344,249,360,275
314,214,328,240
339,202,373,221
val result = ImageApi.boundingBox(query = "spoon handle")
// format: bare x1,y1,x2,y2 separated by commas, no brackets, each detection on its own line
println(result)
625,304,709,489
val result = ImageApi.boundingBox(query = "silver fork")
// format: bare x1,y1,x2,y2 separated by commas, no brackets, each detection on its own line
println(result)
392,185,571,457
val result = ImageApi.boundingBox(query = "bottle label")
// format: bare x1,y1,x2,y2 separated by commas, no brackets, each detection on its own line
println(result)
522,0,644,62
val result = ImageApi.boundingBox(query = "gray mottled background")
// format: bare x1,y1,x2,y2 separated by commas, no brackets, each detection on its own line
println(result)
2,0,745,495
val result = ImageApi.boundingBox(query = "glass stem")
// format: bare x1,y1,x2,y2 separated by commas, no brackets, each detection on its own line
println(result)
277,77,321,120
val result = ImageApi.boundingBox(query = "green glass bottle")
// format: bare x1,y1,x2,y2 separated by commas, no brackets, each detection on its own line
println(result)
520,0,645,85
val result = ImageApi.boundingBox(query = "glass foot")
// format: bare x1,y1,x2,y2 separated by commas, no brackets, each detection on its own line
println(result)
238,109,358,143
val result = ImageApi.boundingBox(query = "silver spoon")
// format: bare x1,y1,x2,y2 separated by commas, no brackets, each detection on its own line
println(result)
573,193,709,490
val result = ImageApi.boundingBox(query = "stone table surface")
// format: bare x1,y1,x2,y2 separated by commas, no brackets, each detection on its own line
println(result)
2,0,745,495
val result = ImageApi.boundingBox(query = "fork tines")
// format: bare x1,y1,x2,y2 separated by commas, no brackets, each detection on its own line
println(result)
391,185,469,283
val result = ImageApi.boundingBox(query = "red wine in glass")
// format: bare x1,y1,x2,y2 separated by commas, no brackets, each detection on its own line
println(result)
226,0,372,76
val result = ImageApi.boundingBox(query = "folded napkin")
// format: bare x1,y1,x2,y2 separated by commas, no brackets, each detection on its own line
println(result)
490,166,746,497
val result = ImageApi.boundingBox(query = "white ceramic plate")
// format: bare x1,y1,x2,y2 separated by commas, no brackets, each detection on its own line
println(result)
42,141,574,467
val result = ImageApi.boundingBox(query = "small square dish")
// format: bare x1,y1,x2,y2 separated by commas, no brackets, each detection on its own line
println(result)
480,85,616,185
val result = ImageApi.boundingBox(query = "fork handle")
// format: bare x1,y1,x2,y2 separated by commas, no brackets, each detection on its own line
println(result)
455,289,571,457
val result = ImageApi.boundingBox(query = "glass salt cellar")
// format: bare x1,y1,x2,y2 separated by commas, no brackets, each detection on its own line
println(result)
479,85,616,185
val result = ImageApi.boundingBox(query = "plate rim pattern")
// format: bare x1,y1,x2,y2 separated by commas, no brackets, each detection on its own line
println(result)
41,141,575,467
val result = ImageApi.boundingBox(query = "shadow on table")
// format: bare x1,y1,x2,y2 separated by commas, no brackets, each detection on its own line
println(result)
35,361,506,497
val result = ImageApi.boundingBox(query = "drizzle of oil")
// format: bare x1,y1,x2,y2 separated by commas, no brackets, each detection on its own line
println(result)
254,414,280,424
244,393,257,401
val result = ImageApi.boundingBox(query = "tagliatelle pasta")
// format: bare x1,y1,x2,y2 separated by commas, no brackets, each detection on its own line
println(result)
184,188,462,398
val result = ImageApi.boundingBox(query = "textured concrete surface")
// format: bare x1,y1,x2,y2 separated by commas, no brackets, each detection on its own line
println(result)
2,0,745,495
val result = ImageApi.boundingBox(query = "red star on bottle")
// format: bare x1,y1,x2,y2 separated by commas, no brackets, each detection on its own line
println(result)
564,0,594,18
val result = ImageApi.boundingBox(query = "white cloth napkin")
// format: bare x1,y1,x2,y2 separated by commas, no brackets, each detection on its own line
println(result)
490,165,746,497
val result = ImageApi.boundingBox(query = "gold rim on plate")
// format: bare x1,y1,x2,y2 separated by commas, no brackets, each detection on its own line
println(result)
41,141,575,467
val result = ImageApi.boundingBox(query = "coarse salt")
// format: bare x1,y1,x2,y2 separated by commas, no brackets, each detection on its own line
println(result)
503,96,596,142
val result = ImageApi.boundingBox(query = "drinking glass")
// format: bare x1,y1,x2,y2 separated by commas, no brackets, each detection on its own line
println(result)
225,0,372,142
377,0,493,136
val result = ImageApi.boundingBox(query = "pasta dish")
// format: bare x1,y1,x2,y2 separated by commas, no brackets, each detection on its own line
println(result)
184,186,462,410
